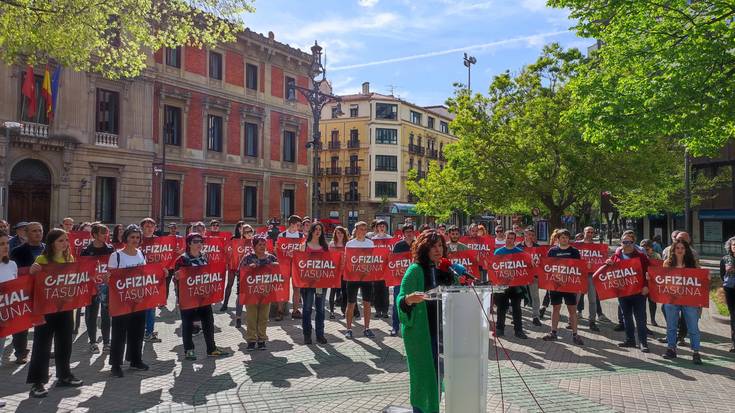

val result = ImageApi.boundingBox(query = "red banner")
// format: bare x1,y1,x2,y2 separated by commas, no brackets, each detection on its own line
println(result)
67,231,94,258
177,262,227,310
202,237,226,267
77,255,111,285
372,237,398,251
576,243,609,268
0,276,45,336
383,251,413,287
593,259,644,300
538,257,588,293
108,263,167,316
647,267,709,307
34,260,97,314
523,245,550,277
459,236,495,268
291,250,343,288
205,230,232,240
140,236,182,269
447,249,480,279
238,263,290,305
486,253,535,286
275,238,305,278
343,248,389,282
229,238,253,270
649,258,664,267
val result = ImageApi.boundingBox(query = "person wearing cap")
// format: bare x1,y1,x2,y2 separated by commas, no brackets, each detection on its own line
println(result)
207,220,221,237
8,222,28,251
192,221,206,235
167,223,179,237
107,225,149,378
62,217,74,233
369,219,392,319
174,233,231,360
240,236,278,350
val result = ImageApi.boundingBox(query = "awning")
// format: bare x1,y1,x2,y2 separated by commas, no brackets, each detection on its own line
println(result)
390,203,417,216
698,209,735,220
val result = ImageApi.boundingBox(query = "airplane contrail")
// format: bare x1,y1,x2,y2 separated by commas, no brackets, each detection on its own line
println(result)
330,30,571,71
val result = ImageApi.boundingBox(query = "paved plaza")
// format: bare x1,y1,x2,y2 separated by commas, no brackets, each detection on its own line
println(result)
1,288,733,412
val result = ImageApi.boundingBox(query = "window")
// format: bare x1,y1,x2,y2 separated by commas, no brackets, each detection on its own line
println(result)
375,155,398,171
331,156,339,169
409,132,414,146
20,73,48,124
245,122,258,157
209,51,223,80
350,129,359,141
330,181,339,193
375,103,397,120
244,186,257,218
350,105,359,117
206,182,222,217
410,110,422,125
95,177,116,223
417,160,422,172
96,89,119,134
163,179,180,217
207,115,223,152
375,128,398,144
331,130,339,142
246,63,258,90
331,106,340,119
285,76,296,101
440,121,449,133
375,181,397,198
409,157,414,170
428,116,435,129
350,154,359,168
281,189,295,219
163,105,181,146
165,47,181,68
283,130,296,162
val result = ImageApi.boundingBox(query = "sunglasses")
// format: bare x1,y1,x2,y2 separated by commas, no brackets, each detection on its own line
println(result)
244,230,254,234
190,239,203,244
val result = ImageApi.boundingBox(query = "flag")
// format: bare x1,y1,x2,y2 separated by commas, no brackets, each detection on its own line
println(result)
50,66,61,121
21,65,36,118
42,65,52,120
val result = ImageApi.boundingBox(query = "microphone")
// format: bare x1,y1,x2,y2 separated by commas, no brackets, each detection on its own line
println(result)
439,258,477,281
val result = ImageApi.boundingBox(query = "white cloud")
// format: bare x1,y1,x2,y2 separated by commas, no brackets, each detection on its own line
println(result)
358,0,379,7
520,0,548,12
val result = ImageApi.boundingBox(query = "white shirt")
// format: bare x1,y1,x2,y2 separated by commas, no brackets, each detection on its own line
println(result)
108,249,146,269
370,233,392,240
346,238,375,248
0,261,18,283
280,230,303,239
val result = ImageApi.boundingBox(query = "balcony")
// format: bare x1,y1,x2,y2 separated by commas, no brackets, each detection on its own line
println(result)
325,192,341,202
325,167,342,176
20,122,49,138
344,166,361,176
95,131,119,147
328,141,341,150
347,139,360,149
345,192,360,202
408,144,425,155
427,149,438,159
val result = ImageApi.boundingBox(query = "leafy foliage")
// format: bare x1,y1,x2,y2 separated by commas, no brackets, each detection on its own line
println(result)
0,0,254,79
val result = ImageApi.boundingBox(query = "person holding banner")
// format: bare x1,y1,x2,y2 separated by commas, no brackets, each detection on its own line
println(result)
661,239,702,364
370,220,392,320
328,226,349,319
107,225,150,378
390,223,416,336
518,227,542,326
299,222,330,344
344,221,376,339
493,231,529,339
140,218,162,343
720,236,735,353
641,239,662,327
27,229,83,398
221,224,254,313
241,237,278,350
0,229,16,407
277,215,304,320
80,223,115,353
608,230,651,353
541,229,585,346
174,233,231,360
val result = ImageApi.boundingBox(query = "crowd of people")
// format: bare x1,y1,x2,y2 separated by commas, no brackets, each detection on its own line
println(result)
0,215,734,409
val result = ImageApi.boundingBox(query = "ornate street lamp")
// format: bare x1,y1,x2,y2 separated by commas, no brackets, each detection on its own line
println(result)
294,41,343,220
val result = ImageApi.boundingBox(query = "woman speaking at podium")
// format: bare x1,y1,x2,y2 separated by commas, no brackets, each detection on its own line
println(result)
397,230,460,413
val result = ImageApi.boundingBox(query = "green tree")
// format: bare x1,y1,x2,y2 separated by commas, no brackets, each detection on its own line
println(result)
409,44,683,228
548,0,735,156
0,0,254,79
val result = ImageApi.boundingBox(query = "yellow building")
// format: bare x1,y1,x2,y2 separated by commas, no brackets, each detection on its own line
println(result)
319,82,457,231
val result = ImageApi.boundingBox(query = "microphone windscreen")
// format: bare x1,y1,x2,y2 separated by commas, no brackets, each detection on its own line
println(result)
450,263,467,275
438,257,452,272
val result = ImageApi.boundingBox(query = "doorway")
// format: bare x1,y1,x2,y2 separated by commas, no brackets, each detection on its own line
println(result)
8,159,52,231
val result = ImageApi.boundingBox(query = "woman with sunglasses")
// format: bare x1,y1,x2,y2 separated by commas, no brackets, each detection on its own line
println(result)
240,237,278,350
221,222,253,313
300,223,330,344
174,233,231,360
27,228,83,398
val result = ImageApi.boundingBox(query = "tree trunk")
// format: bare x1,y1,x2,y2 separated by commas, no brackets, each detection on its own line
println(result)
548,206,563,230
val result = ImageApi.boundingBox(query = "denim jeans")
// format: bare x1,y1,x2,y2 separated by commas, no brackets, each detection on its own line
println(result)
618,294,647,346
301,288,325,338
145,308,155,335
664,304,700,351
392,286,400,332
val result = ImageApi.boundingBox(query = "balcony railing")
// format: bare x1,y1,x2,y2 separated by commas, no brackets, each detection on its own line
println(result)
328,141,341,150
408,144,425,155
21,122,49,138
427,149,438,159
326,192,341,202
344,166,361,176
325,167,342,176
347,139,360,149
345,192,360,202
95,131,119,147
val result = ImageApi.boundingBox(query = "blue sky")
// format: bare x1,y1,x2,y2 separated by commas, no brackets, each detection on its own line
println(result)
244,0,589,107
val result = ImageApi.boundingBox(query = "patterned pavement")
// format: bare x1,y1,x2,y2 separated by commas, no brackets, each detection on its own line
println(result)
0,287,733,412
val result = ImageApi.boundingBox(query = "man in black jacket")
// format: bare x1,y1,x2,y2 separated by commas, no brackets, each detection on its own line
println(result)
80,223,115,353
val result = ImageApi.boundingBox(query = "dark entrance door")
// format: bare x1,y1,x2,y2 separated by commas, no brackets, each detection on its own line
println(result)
8,159,52,231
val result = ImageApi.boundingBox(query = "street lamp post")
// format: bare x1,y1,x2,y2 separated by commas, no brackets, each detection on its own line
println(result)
294,41,343,221
463,53,476,93
684,148,692,235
